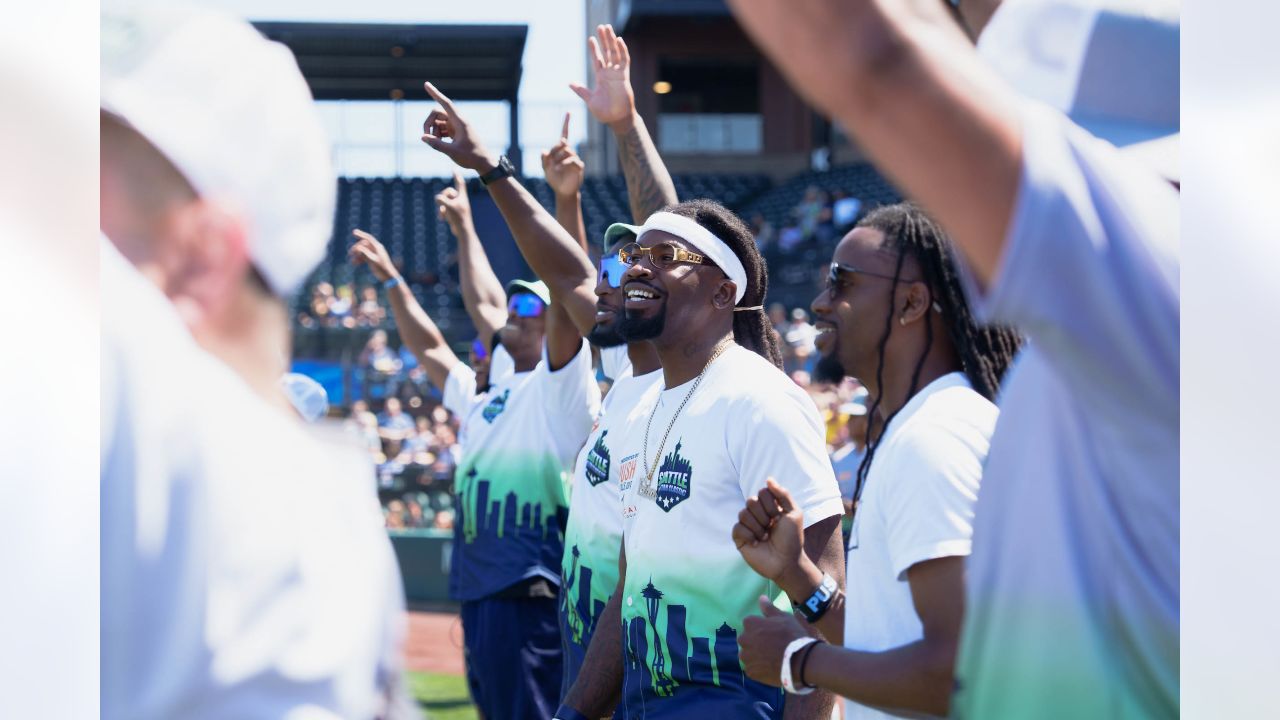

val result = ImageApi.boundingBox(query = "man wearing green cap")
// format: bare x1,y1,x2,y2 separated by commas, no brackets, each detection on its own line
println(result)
352,214,600,718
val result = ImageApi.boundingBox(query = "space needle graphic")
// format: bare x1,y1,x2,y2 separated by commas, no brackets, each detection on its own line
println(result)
641,579,676,696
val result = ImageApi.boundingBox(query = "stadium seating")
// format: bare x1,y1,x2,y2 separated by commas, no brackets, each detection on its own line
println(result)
292,164,898,358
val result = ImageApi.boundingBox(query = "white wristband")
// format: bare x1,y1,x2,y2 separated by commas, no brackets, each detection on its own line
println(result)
780,637,818,695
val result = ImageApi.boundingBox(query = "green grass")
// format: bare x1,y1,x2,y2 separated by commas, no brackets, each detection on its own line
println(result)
407,671,479,720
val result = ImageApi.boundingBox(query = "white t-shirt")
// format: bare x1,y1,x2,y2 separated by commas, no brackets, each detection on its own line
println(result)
599,344,633,382
560,366,664,693
612,344,844,718
444,340,601,601
489,343,515,386
842,373,996,720
953,101,1180,718
100,239,405,720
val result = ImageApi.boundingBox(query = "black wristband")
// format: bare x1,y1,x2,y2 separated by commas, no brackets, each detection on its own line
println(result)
478,155,515,186
555,705,590,720
797,640,823,689
794,572,839,623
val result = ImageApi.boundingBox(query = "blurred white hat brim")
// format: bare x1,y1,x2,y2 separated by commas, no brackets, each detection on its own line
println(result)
101,3,336,296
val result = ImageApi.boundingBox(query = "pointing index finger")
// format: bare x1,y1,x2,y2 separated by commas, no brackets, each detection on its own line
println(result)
561,112,571,141
423,81,459,119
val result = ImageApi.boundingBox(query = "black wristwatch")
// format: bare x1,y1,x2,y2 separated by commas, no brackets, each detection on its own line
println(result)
478,155,515,186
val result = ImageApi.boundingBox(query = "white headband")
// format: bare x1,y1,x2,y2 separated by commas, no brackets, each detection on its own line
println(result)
613,211,750,304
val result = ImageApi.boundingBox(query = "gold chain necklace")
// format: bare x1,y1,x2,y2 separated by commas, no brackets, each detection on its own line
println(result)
639,337,733,499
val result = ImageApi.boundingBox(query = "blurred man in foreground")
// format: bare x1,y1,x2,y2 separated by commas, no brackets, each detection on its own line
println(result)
100,5,408,718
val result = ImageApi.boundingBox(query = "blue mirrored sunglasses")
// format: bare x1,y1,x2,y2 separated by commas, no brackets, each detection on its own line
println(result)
599,254,627,289
508,293,547,318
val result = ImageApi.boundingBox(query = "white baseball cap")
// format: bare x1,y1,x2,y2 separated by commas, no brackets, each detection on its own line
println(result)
101,3,336,296
978,0,1180,181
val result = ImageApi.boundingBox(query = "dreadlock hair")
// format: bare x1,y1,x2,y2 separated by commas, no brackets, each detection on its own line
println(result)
851,203,1022,512
662,198,784,369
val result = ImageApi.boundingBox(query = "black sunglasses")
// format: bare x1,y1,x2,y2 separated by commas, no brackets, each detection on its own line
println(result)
826,262,942,313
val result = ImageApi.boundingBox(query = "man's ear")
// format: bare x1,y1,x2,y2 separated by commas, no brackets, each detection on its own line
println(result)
898,281,932,325
163,199,251,331
711,278,738,311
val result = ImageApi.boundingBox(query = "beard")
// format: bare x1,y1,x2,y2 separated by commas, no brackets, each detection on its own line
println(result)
587,320,627,348
618,303,667,342
811,351,848,385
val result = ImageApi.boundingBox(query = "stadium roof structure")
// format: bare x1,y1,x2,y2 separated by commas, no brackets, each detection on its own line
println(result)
253,22,529,164
253,22,527,102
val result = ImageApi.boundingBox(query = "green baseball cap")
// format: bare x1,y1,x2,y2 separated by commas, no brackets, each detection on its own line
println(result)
505,278,550,305
602,221,643,252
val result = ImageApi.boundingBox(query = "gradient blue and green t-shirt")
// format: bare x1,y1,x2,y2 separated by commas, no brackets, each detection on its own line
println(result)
443,340,600,601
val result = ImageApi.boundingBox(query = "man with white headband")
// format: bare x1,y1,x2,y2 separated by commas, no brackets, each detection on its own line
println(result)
546,199,846,719
100,4,406,718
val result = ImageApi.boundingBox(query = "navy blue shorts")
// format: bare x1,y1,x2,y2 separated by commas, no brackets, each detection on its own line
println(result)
462,593,563,719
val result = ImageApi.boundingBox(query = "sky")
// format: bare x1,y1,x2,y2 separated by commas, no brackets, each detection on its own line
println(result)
199,0,590,177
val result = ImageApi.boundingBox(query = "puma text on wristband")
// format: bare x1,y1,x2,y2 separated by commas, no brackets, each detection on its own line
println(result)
794,572,839,623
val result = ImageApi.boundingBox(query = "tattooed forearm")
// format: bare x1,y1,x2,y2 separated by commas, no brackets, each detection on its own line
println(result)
614,114,679,223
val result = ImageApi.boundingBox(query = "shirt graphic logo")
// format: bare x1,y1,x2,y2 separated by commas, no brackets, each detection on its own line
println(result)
618,453,638,494
654,440,693,512
585,430,611,486
481,389,510,423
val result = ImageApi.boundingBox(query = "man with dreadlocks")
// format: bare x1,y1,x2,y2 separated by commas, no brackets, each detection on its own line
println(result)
731,203,1020,719
555,199,846,720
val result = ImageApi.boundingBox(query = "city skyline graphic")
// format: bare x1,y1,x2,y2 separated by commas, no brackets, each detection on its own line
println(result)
655,440,693,511
562,544,609,647
458,467,566,545
623,577,747,704
584,430,611,486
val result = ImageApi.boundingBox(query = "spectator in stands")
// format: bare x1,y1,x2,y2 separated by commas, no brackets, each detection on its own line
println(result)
794,185,829,241
330,284,354,322
405,499,428,529
404,416,433,456
384,500,406,530
355,285,385,327
351,408,382,458
377,397,415,443
433,508,455,531
830,388,870,517
830,190,862,235
768,302,788,335
750,211,776,254
310,282,337,327
784,307,819,373
359,328,401,400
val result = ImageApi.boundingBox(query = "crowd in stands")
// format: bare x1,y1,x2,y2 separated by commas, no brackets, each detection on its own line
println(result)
752,185,865,262
342,385,462,530
296,281,390,329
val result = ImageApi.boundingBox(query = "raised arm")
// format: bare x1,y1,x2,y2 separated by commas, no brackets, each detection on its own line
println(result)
725,0,1023,286
571,24,678,223
421,83,598,355
435,172,508,341
543,112,589,253
350,229,460,391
